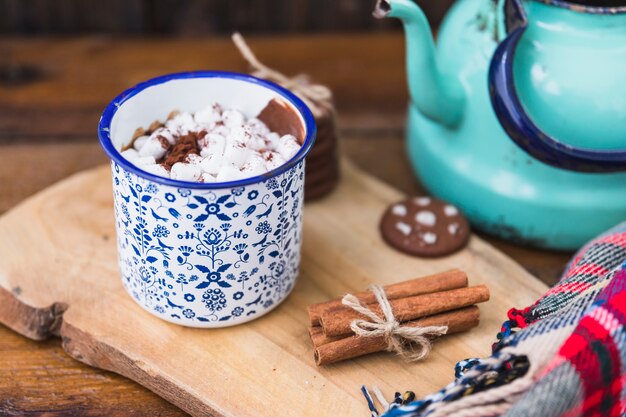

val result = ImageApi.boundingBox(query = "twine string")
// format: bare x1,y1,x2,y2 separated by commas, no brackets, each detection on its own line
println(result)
232,32,333,117
342,285,448,361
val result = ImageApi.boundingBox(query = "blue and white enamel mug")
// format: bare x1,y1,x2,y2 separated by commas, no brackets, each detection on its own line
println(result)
98,71,316,327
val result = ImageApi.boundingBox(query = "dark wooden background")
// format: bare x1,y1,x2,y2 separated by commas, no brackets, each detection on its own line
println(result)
0,0,454,35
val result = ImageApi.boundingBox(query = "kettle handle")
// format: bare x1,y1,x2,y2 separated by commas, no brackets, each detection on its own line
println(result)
488,2,626,173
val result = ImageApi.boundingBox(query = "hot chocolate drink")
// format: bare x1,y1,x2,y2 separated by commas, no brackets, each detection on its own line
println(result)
120,99,303,182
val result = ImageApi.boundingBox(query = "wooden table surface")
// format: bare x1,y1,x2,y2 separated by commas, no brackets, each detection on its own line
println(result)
0,33,572,416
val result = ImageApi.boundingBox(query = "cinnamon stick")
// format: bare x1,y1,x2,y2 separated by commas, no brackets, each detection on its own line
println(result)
314,306,480,366
309,326,343,347
319,285,489,337
308,269,468,325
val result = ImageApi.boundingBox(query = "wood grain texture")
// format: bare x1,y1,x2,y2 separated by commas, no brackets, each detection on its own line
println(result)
0,34,409,141
0,159,548,417
0,0,456,35
0,321,184,417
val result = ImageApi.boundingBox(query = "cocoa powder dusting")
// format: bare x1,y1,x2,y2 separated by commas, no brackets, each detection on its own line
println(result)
159,132,202,170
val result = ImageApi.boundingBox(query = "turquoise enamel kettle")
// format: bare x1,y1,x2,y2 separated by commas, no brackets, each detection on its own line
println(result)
374,0,626,250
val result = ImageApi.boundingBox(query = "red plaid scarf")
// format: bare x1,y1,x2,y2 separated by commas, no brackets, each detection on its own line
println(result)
375,223,626,417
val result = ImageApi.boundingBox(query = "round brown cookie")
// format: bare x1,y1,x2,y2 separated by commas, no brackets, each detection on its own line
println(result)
305,173,339,194
306,154,337,171
305,170,340,192
307,133,337,161
304,162,340,199
379,196,470,257
305,177,339,201
305,154,340,184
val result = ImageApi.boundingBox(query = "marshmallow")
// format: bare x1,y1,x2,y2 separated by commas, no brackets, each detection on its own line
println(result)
277,134,300,160
241,153,267,177
216,164,245,182
194,104,222,127
200,154,224,175
185,153,203,165
135,156,157,166
230,126,266,152
141,163,169,177
200,172,217,183
247,118,270,136
138,136,169,160
170,162,202,182
121,149,139,161
223,140,251,168
212,124,230,138
229,126,252,143
150,127,176,145
264,132,280,150
199,133,227,158
133,135,149,151
166,112,197,135
264,151,287,171
221,109,245,128
246,136,267,152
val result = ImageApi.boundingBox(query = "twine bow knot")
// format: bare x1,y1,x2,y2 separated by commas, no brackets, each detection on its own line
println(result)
232,32,333,117
342,285,448,361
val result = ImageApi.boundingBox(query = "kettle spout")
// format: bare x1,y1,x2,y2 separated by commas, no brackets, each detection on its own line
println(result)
375,0,465,128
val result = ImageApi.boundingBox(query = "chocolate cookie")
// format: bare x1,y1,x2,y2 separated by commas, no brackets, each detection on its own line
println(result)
305,178,339,201
379,197,470,257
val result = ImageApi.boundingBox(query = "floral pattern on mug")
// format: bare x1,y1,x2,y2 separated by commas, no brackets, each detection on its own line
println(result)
111,160,306,327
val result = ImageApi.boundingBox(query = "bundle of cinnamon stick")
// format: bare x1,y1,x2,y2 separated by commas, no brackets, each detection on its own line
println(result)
307,269,490,366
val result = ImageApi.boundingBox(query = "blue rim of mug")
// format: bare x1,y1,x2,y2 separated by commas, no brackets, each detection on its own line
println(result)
537,0,626,14
98,71,317,189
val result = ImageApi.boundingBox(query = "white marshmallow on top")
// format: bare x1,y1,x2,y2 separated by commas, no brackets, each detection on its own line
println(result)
122,149,160,174
170,162,202,182
211,124,230,138
264,132,280,150
121,148,139,161
247,117,270,136
223,139,251,168
135,156,157,166
277,134,300,160
185,153,203,165
231,125,264,151
222,109,245,128
138,136,169,160
166,112,198,135
228,126,252,144
200,153,224,176
199,133,227,158
241,153,267,177
216,164,245,182
200,172,217,183
132,135,149,151
245,133,267,152
194,104,222,127
141,163,169,177
150,127,176,145
264,151,287,171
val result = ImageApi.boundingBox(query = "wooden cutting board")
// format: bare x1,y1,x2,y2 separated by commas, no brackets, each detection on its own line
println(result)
0,160,547,417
